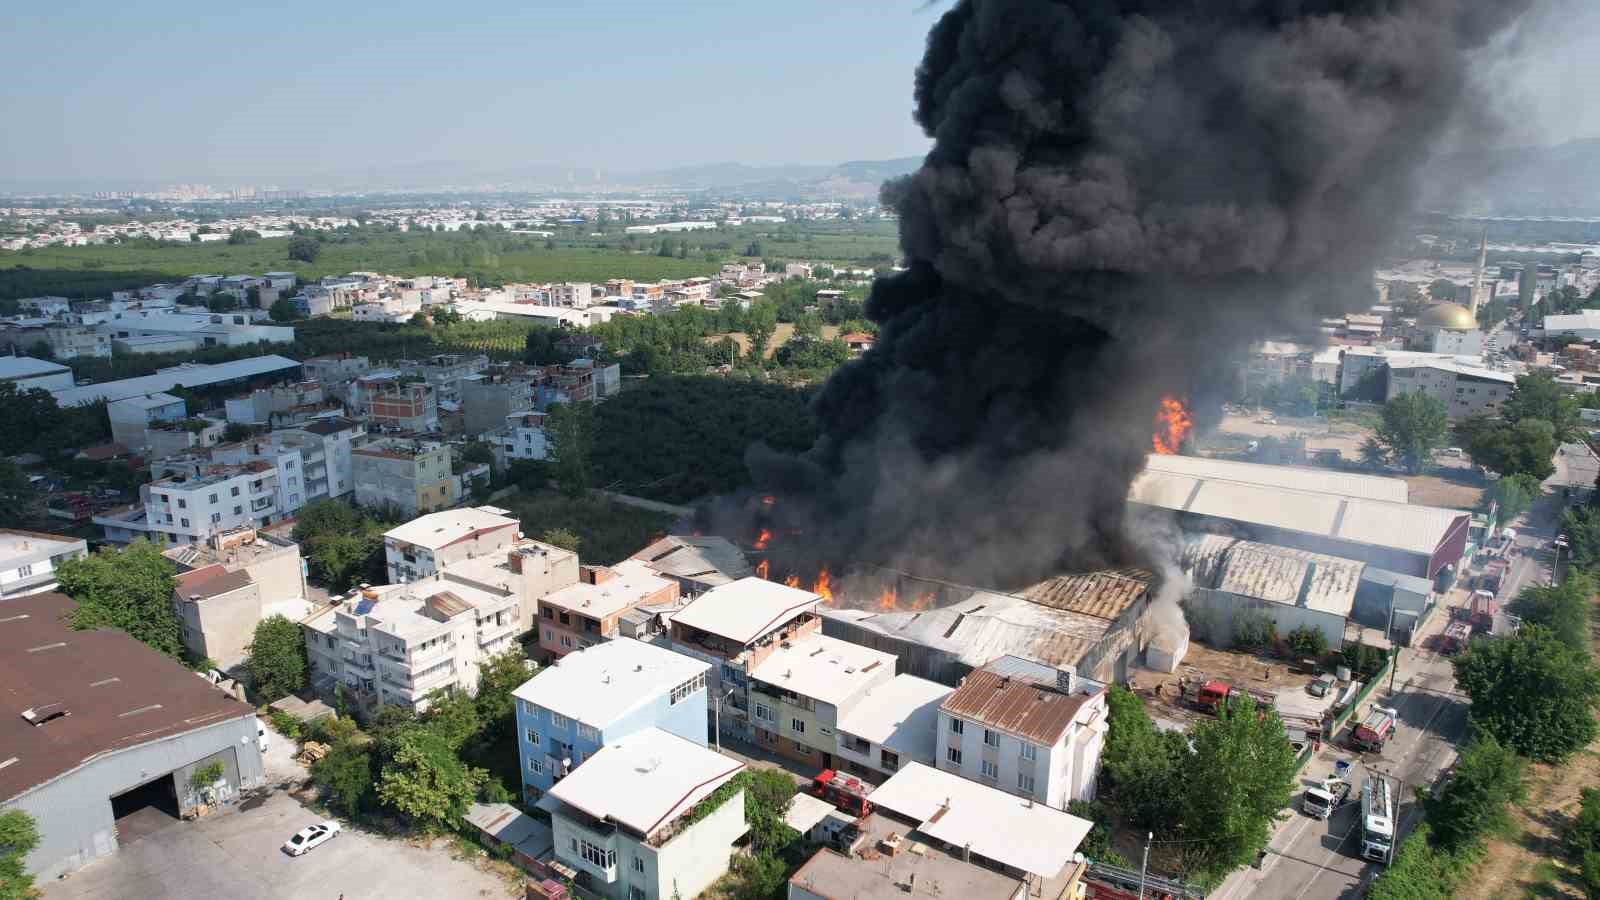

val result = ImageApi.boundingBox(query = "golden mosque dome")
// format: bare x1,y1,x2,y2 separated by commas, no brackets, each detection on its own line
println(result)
1417,302,1476,330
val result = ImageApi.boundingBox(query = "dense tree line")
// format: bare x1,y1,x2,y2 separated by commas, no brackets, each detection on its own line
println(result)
1457,372,1580,482
291,499,399,591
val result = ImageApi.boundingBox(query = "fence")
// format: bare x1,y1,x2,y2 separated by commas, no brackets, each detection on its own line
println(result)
1330,651,1393,732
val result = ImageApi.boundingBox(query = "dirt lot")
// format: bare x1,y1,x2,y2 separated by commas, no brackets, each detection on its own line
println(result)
1127,640,1326,729
705,323,842,358
1404,471,1486,510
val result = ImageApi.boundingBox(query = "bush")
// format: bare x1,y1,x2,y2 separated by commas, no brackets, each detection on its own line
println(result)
1232,610,1276,649
1339,641,1387,680
1285,625,1329,658
268,709,303,740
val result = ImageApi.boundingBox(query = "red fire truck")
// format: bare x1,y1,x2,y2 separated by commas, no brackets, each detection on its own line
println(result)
810,769,873,817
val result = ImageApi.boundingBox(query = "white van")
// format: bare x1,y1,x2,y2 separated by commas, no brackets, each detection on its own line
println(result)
256,718,269,753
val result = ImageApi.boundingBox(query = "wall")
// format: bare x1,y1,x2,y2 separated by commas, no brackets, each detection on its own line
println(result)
177,581,262,669
635,787,747,900
1185,587,1346,651
6,714,264,880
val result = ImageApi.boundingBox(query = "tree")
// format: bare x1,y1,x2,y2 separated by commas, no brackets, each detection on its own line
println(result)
1564,504,1600,572
1453,624,1600,762
206,291,239,312
409,311,430,326
1573,787,1600,856
1460,415,1558,481
1428,279,1459,302
1501,372,1581,443
539,527,581,553
1172,697,1300,879
420,688,481,752
1375,392,1449,473
461,440,494,467
746,302,778,362
223,422,255,443
376,728,486,833
1285,624,1329,657
1099,686,1185,829
546,402,593,499
473,647,531,749
1510,571,1593,653
57,541,183,659
431,306,462,326
268,298,301,322
1359,437,1390,470
0,809,40,900
1482,472,1541,523
245,615,308,702
0,460,38,529
245,285,261,309
1424,732,1525,852
287,235,321,263
311,739,372,818
1520,264,1537,308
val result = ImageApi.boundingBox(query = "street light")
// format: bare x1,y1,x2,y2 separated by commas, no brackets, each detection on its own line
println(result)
713,686,737,754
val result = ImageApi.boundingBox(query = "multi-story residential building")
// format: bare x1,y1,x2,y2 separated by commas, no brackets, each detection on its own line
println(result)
276,417,366,499
352,436,457,516
833,673,953,785
143,416,227,459
44,324,112,359
300,353,371,384
536,560,677,660
549,282,593,309
300,576,521,715
222,381,329,427
491,411,549,466
461,372,536,436
383,505,521,584
352,376,439,433
106,392,187,449
513,637,709,802
544,728,746,900
143,462,281,546
396,353,489,408
0,529,88,600
745,633,896,770
934,657,1109,809
1384,356,1515,419
667,577,824,741
426,537,580,633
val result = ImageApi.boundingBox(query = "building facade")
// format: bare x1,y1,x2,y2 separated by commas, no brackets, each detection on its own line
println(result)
0,530,88,601
352,437,458,516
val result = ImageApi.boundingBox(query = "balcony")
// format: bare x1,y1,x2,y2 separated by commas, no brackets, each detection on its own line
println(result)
250,497,273,512
477,621,518,646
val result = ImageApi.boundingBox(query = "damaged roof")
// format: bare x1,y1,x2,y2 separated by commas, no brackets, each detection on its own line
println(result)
940,668,1095,745
1183,535,1364,616
1019,569,1151,621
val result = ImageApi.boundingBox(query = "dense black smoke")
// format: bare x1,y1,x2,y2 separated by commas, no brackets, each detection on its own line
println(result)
748,0,1532,590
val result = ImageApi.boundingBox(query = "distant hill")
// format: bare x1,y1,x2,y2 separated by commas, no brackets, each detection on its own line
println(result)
623,156,924,199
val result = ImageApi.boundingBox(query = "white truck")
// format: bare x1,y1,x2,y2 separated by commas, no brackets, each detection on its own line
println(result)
1361,776,1395,865
1302,773,1350,820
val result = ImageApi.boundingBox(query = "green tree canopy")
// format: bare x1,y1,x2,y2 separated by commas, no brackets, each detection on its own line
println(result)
1509,571,1593,653
0,808,41,900
1099,686,1187,830
58,541,183,659
1481,472,1542,523
546,402,593,499
1376,392,1450,473
538,527,581,553
1453,623,1600,762
1459,414,1558,481
311,739,372,818
1424,732,1525,852
1501,371,1581,443
0,460,38,529
376,727,487,833
287,234,321,263
1172,697,1300,879
245,615,308,702
268,298,301,322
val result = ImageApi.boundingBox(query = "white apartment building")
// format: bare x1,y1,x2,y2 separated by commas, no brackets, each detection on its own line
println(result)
383,505,521,584
833,673,953,785
352,436,457,516
211,439,310,517
0,529,88,600
492,411,549,466
276,417,366,499
934,657,1109,809
544,728,747,900
144,463,281,547
550,282,593,309
45,324,112,359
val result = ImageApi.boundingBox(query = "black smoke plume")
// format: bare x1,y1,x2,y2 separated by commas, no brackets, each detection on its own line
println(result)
747,0,1531,590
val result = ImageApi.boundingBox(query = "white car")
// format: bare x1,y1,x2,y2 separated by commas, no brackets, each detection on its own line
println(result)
282,820,341,856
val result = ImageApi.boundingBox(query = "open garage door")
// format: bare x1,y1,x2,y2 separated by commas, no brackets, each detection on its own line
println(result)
110,773,180,845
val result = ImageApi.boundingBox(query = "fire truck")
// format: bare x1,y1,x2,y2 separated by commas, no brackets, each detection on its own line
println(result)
810,769,873,818
1361,776,1395,865
1181,678,1276,715
1349,706,1399,753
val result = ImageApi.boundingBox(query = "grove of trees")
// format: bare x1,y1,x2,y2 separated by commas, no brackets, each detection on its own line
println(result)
56,541,184,661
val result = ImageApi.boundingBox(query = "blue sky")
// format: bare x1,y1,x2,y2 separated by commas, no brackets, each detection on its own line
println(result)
2,1,944,187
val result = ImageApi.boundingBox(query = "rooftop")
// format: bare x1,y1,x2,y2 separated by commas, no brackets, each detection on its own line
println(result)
540,563,673,621
107,391,184,411
1142,454,1409,503
0,356,71,379
747,633,896,708
173,565,255,601
1018,569,1151,621
52,355,301,407
1182,535,1366,616
0,592,254,802
835,674,952,756
0,529,84,561
629,535,753,587
940,664,1097,746
545,727,743,839
670,577,821,645
512,638,709,729
383,506,519,551
866,762,1093,879
1386,356,1516,383
290,417,365,437
788,810,1027,900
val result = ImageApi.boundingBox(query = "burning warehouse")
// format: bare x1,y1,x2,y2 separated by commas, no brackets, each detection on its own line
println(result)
819,570,1163,689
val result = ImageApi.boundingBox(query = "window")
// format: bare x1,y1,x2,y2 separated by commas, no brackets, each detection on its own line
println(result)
544,629,553,642
754,703,773,723
541,607,553,620
573,837,614,870
1017,773,1036,793
16,564,32,578
551,712,570,729
180,518,190,528
949,718,964,735
578,723,599,742
843,734,870,754
211,513,221,524
525,729,541,747
632,856,646,874
231,486,240,497
177,498,187,509
629,888,646,900
791,718,806,735
1020,742,1037,761
946,747,963,766
528,757,544,775
233,506,243,515
560,636,574,649
983,728,999,747
981,760,998,779
208,493,218,504
880,749,900,771
669,672,706,705
793,739,808,754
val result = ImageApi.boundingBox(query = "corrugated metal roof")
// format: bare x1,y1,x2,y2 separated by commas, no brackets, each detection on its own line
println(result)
1143,454,1409,503
53,355,302,406
1018,569,1151,621
1184,536,1364,616
941,669,1091,745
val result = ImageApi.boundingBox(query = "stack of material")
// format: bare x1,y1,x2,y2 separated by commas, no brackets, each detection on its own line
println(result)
296,741,330,765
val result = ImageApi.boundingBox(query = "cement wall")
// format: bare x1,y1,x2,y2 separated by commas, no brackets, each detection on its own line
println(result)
1184,587,1346,651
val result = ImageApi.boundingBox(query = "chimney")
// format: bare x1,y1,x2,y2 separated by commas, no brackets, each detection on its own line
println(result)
507,550,523,574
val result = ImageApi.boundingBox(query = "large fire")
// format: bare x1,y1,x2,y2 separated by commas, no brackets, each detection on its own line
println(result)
752,528,772,551
1151,396,1193,455
877,586,899,610
813,568,834,604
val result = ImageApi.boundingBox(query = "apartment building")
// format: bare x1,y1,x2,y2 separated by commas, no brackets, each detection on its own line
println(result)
107,392,187,449
396,353,489,407
222,381,329,426
383,505,521,584
667,577,824,741
276,417,366,499
833,673,953,785
537,560,677,659
301,577,521,715
513,638,709,801
300,353,371,384
491,411,549,466
351,376,439,433
549,282,593,309
45,324,112,359
1384,357,1515,419
143,462,280,546
934,657,1109,809
544,728,746,900
0,529,88,600
461,372,536,436
745,633,896,770
352,436,457,516
143,416,226,459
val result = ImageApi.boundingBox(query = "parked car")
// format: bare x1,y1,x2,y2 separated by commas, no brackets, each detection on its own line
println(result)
282,821,341,856
256,717,269,752
1307,673,1336,697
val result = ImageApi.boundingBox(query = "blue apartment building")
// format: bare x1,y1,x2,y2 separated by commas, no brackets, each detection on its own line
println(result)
511,637,710,803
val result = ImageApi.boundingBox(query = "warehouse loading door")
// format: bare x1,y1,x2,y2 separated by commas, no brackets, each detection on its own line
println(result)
110,773,180,845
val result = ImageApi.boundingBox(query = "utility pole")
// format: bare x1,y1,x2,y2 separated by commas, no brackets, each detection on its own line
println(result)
1137,831,1152,900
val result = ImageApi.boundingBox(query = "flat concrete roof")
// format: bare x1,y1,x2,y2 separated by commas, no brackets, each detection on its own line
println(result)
747,633,895,708
545,727,742,839
512,638,709,729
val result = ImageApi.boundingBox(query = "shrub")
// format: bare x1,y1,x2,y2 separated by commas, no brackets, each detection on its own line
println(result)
1285,625,1329,658
1232,610,1276,649
268,709,303,740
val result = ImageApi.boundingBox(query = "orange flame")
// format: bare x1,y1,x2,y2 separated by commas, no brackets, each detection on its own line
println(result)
877,587,899,611
911,592,934,611
753,528,772,551
1152,396,1193,455
755,559,770,580
812,568,834,604
784,573,801,588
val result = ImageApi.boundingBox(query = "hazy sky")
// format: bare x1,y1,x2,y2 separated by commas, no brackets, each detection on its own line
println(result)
2,1,941,187
4,0,1597,190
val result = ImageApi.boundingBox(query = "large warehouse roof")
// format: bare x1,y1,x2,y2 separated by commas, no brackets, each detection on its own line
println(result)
0,592,254,802
1142,454,1408,503
52,355,301,406
1182,535,1364,617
